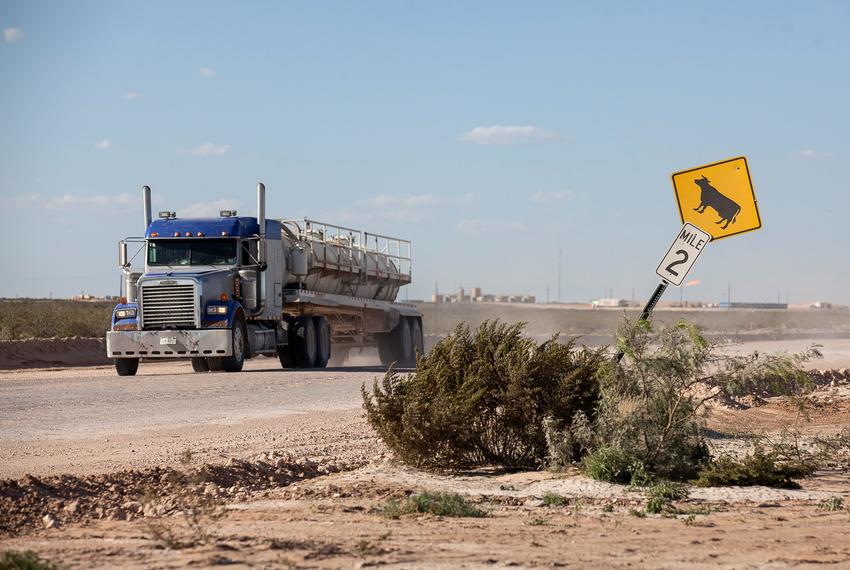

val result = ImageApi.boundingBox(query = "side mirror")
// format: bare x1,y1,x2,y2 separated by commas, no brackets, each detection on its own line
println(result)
119,241,128,268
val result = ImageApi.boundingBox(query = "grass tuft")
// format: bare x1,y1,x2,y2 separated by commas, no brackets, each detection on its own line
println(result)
383,491,486,519
541,491,568,507
0,551,62,570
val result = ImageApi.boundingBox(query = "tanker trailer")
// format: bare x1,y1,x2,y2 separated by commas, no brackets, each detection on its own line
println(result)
106,183,423,376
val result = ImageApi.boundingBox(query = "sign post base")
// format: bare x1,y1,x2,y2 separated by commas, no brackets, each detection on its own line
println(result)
615,281,668,363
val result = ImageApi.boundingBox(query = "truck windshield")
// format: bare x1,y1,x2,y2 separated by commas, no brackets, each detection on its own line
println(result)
147,239,238,266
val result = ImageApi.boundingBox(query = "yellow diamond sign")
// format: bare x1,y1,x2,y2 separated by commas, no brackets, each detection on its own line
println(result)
671,156,761,240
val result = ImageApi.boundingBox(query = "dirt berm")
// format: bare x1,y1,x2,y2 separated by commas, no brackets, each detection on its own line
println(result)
0,338,108,370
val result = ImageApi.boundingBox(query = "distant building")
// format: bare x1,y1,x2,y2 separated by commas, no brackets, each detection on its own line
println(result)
592,298,629,308
71,293,119,302
427,287,536,304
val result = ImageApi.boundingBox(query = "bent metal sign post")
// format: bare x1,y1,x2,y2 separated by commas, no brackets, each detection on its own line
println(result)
614,157,762,362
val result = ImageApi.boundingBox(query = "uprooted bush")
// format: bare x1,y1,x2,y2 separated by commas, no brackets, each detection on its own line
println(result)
362,320,606,470
547,318,820,483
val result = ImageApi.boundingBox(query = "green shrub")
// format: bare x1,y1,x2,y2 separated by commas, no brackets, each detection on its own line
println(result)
383,491,485,518
567,319,818,483
819,496,844,512
0,299,113,340
362,320,606,470
582,446,636,484
645,481,689,514
695,448,814,489
541,491,568,507
0,551,62,570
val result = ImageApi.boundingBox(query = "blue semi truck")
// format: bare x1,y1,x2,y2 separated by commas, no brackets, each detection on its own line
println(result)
107,183,423,376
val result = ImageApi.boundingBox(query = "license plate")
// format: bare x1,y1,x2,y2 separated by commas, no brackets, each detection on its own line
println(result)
160,337,177,346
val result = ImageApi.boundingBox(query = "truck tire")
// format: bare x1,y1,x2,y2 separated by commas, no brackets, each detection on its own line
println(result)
314,317,331,368
222,315,248,372
391,318,414,367
115,358,139,377
277,345,294,368
410,318,424,363
191,358,210,373
208,357,224,371
378,333,394,367
292,316,317,368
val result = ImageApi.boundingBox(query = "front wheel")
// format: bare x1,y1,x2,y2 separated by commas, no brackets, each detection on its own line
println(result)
222,315,248,373
115,358,139,376
292,316,317,368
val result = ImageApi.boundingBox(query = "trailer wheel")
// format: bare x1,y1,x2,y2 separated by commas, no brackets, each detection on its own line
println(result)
208,357,224,371
314,317,331,368
410,318,424,363
378,334,394,367
391,318,414,367
292,316,317,368
115,358,139,377
191,358,210,373
222,315,247,372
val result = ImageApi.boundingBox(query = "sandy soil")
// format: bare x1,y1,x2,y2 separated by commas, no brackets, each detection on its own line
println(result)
3,465,850,569
2,338,850,568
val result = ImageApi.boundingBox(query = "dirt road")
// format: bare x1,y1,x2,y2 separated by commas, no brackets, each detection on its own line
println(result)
0,360,389,478
2,338,849,478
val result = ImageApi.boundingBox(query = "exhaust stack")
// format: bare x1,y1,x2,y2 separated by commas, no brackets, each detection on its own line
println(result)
142,185,152,231
257,182,266,264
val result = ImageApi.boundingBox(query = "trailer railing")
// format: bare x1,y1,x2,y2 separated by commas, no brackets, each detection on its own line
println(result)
279,218,412,285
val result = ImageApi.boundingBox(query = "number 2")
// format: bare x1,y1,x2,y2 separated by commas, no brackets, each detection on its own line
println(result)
665,249,689,276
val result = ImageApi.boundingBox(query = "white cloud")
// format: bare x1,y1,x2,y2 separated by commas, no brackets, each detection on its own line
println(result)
532,190,573,204
198,66,215,78
181,199,240,218
45,193,135,210
3,27,23,43
457,218,526,233
0,193,41,207
0,192,138,211
793,149,832,159
179,142,231,156
124,91,143,100
460,125,559,145
362,193,474,209
325,192,475,226
94,139,112,150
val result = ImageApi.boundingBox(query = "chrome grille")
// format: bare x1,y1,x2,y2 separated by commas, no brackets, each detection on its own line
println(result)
140,283,197,329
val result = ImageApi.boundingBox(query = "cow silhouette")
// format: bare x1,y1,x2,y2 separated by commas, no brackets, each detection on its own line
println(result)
693,176,741,229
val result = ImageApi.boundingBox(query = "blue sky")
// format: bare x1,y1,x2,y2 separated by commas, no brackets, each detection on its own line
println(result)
1,1,848,304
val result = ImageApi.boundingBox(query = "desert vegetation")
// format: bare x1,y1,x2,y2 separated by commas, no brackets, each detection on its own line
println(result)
363,318,827,487
362,321,606,469
0,299,113,340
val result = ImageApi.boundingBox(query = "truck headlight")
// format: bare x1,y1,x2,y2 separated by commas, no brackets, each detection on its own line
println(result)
206,305,228,316
115,308,137,319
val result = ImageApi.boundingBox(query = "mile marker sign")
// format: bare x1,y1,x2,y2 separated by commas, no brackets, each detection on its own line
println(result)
656,223,711,286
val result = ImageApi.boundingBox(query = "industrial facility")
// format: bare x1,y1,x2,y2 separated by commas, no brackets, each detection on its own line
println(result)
430,287,536,304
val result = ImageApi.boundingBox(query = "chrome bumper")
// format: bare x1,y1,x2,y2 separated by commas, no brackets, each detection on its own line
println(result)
106,329,232,358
